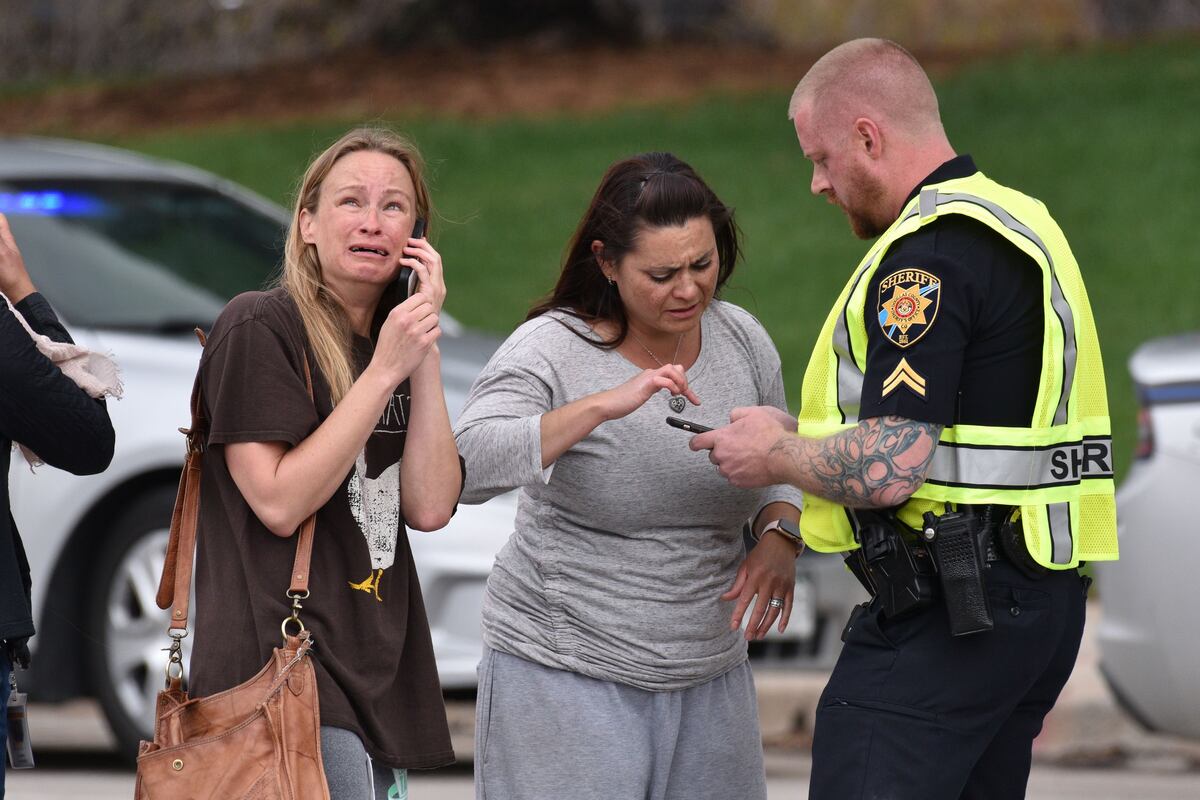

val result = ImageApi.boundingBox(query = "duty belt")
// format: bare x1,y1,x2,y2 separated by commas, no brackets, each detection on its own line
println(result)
846,504,1044,638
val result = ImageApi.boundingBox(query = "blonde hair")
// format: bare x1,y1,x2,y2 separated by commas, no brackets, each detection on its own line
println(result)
280,127,432,404
788,38,944,141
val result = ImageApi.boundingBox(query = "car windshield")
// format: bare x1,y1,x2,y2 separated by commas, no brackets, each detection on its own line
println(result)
0,180,284,331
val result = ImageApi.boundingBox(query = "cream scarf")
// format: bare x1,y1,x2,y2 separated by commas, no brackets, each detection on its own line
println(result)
3,292,123,467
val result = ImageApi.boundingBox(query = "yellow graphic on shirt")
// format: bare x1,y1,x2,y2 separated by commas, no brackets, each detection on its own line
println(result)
882,358,927,398
349,568,384,601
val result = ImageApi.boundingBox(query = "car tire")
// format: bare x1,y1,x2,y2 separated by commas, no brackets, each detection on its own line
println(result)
86,484,187,761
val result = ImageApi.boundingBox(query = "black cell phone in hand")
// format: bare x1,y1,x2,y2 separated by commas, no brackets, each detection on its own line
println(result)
666,416,712,434
395,217,426,299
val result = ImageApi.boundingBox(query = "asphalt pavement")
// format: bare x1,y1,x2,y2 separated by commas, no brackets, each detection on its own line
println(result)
8,748,1200,799
7,603,1200,798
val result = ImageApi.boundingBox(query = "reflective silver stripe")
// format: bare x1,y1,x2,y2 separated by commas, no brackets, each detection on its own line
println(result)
924,437,1113,490
1047,273,1077,425
1046,502,1073,565
919,187,938,219
835,345,863,423
832,251,883,423
935,191,1078,425
832,205,923,422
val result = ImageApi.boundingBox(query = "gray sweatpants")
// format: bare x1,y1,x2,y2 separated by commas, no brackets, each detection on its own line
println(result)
474,647,767,800
321,725,408,800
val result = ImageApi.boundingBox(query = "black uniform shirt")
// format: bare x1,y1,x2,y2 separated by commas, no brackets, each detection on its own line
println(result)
859,155,1044,428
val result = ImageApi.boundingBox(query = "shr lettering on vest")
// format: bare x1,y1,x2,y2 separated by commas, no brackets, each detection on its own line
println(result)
1049,441,1112,482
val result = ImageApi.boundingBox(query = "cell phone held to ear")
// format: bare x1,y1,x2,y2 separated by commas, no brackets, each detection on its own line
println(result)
395,217,426,300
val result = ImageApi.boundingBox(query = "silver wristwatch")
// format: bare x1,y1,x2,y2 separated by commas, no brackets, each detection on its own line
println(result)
758,518,805,557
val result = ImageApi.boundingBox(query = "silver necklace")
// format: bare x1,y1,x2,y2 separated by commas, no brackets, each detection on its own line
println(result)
630,331,688,413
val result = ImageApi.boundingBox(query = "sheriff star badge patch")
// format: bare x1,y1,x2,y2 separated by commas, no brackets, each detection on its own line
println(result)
877,267,940,399
878,267,940,348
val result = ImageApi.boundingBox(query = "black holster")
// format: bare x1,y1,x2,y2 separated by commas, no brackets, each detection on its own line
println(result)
844,510,937,620
998,517,1050,580
921,509,994,636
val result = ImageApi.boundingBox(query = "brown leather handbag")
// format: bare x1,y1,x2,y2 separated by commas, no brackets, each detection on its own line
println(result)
134,339,330,800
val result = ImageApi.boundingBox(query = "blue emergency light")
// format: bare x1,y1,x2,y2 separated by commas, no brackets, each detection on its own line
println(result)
0,191,103,216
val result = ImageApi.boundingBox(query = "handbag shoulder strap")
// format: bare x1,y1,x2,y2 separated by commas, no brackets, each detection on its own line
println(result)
155,329,318,632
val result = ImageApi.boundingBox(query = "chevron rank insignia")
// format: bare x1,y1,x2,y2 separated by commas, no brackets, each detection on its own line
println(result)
882,357,926,398
878,267,940,348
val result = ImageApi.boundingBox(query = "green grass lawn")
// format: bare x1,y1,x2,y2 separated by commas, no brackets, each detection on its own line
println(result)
110,40,1200,480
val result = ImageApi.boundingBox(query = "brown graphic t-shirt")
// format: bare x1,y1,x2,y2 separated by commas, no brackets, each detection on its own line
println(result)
188,288,455,769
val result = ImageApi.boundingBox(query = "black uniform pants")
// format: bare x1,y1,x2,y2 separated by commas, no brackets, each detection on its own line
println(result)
809,559,1087,800
0,646,9,797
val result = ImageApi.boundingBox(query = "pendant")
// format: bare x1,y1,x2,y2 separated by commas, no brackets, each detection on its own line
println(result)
668,395,686,413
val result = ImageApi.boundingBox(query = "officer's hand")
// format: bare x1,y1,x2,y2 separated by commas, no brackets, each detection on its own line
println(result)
722,532,798,639
735,404,796,432
689,405,792,488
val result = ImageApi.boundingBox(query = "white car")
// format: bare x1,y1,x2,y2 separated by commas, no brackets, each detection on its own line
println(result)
1097,332,1200,739
3,136,847,759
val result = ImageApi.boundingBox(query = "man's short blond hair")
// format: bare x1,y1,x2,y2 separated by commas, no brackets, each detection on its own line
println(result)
789,38,944,141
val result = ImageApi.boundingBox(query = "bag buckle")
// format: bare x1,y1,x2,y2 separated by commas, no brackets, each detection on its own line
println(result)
178,427,205,455
164,629,188,686
281,590,310,645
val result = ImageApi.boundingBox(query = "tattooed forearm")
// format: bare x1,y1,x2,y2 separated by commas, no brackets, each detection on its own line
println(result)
768,416,942,508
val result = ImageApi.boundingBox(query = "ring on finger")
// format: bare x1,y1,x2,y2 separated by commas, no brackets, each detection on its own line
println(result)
768,597,785,609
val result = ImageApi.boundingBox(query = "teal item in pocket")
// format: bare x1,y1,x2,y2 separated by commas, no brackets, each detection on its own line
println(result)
386,768,408,799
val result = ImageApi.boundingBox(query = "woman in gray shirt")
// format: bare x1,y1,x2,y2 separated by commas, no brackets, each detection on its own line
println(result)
455,152,803,800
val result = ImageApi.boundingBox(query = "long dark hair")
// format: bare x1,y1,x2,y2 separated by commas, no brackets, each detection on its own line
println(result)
527,151,741,348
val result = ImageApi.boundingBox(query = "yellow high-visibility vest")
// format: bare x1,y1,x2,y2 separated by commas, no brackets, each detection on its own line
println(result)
795,171,1117,570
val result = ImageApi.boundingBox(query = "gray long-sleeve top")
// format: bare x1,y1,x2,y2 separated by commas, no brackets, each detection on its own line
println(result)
454,301,803,691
